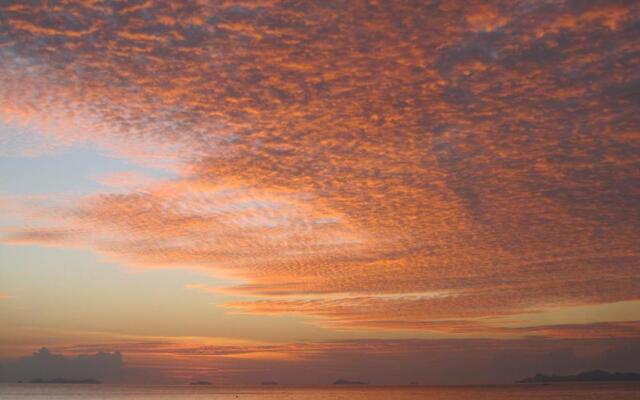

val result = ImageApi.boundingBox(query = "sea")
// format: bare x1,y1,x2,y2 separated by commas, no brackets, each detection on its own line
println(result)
1,383,639,399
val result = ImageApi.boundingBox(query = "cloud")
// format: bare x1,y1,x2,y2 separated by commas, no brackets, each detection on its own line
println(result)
0,347,127,382
506,320,640,339
29,336,640,385
1,0,639,333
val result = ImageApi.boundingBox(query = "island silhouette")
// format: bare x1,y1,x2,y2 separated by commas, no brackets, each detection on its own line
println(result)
518,370,640,383
189,380,212,386
334,379,368,385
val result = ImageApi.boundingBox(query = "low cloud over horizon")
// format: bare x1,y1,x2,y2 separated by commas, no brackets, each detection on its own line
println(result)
0,347,128,383
2,338,640,385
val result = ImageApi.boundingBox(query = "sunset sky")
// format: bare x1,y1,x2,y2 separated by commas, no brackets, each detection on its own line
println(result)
1,0,639,385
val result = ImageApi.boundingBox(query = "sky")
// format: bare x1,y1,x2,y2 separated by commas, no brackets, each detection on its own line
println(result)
0,0,639,385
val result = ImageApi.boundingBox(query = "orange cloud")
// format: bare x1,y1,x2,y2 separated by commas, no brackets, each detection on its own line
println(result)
1,0,639,335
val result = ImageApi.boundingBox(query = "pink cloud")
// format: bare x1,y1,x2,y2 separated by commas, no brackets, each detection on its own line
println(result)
1,0,638,335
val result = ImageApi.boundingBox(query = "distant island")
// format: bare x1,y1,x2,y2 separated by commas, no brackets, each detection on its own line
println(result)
190,380,212,385
518,370,640,383
30,378,100,384
261,381,278,385
334,379,368,385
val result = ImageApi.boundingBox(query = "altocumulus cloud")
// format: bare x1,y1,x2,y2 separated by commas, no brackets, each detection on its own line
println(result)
0,0,639,333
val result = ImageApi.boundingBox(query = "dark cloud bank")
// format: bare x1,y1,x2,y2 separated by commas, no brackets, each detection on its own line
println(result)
2,341,640,385
219,340,640,385
0,348,145,383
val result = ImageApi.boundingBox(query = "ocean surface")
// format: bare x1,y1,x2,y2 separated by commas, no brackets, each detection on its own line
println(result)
1,383,639,399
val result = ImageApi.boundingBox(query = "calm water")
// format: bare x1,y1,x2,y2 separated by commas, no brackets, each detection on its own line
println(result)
1,383,639,399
